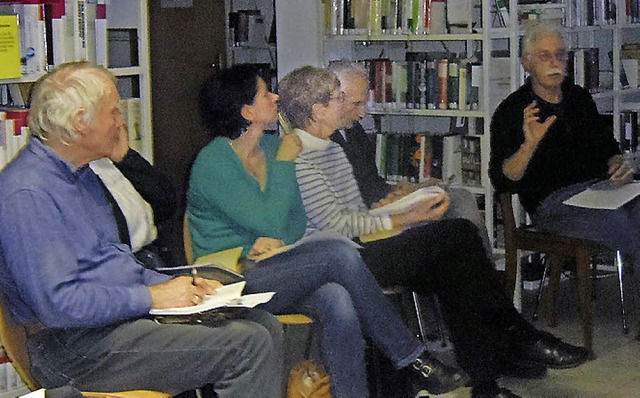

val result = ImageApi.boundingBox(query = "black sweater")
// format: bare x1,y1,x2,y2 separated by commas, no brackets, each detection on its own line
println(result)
489,79,619,214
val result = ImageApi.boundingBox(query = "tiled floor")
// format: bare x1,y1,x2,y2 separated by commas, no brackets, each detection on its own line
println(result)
431,270,640,398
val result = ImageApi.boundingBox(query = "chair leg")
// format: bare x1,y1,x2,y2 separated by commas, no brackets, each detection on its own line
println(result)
533,254,550,321
543,254,562,327
576,248,594,355
615,250,629,334
303,324,314,359
421,294,448,349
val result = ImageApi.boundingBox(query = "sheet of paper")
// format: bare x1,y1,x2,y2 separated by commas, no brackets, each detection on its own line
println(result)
149,281,274,315
369,186,445,216
194,246,243,273
563,182,640,210
248,230,362,262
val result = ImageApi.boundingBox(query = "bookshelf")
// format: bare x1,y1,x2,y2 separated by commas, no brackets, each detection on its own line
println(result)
270,0,640,253
224,0,277,85
0,0,153,169
314,0,501,249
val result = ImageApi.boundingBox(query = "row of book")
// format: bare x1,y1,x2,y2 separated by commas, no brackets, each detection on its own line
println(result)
566,47,600,94
460,135,482,187
0,97,142,170
0,0,108,80
566,0,617,27
363,55,482,111
324,0,458,36
496,0,640,27
375,132,444,182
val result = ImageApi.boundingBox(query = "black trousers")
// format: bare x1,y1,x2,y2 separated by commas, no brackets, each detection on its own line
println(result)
357,218,540,384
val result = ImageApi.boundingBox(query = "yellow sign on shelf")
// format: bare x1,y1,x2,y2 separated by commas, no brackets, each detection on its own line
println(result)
0,14,21,79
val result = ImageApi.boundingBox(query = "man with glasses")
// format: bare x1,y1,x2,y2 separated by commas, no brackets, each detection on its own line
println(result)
328,60,493,256
490,22,640,272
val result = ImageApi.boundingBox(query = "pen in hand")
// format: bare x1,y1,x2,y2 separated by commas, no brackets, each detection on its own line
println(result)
191,267,198,286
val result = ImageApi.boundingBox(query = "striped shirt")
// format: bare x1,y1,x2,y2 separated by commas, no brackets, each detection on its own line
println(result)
294,128,392,238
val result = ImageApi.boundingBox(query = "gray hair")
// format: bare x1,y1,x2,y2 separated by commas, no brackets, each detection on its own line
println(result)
28,62,116,143
521,21,566,55
327,60,369,85
278,65,340,129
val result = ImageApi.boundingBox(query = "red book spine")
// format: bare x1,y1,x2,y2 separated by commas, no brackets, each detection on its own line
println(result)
437,58,448,110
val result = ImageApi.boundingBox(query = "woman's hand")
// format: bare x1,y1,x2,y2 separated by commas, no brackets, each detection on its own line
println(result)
390,192,450,227
148,276,221,309
249,237,285,258
277,134,302,161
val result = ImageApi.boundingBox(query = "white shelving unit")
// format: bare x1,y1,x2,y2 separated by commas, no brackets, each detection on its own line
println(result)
0,0,153,166
263,0,640,253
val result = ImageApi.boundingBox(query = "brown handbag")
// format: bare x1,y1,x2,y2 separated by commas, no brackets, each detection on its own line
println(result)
286,360,332,398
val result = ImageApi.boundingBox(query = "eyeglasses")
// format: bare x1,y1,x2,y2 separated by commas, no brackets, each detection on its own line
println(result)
528,50,568,63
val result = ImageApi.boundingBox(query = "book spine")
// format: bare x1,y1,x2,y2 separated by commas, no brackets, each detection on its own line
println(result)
584,47,599,93
384,59,393,105
406,60,417,109
426,59,437,109
632,111,639,152
447,60,459,110
0,15,21,79
458,64,467,110
418,60,427,109
437,58,448,110
95,0,107,66
369,0,381,34
469,62,482,110
429,0,446,33
0,112,6,171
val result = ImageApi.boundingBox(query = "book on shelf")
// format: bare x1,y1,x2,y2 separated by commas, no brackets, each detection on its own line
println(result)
620,110,640,153
121,98,142,153
567,48,600,93
375,133,444,183
94,0,107,66
494,0,509,27
608,51,630,89
0,14,21,79
437,58,448,110
447,60,459,110
325,0,454,35
0,2,47,77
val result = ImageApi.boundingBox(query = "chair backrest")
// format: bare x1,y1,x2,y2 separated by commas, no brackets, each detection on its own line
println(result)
0,298,40,390
183,213,194,265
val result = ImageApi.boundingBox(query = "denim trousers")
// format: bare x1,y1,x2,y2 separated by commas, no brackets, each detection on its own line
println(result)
533,180,640,266
243,240,424,398
27,308,283,397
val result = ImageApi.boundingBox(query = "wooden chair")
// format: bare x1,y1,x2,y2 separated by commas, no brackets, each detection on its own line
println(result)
182,213,315,357
498,192,616,355
0,298,170,398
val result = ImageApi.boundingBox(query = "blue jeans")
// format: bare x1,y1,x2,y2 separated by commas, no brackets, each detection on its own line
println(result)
243,240,424,398
533,180,640,266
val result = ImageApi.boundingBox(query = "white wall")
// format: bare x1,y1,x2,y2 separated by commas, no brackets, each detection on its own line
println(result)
275,0,322,80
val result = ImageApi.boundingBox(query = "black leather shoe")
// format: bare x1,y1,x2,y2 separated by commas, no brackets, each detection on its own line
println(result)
407,352,469,394
513,332,589,369
472,387,522,398
497,353,547,379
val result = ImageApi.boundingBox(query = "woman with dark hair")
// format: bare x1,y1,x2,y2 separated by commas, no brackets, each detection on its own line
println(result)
187,64,468,398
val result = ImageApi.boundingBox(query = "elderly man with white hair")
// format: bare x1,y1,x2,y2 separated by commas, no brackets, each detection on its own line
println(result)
0,61,282,397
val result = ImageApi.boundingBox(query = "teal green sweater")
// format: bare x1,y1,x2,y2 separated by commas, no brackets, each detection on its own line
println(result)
187,134,307,258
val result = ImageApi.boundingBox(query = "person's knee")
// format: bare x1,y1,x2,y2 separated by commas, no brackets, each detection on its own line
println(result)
308,283,359,326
